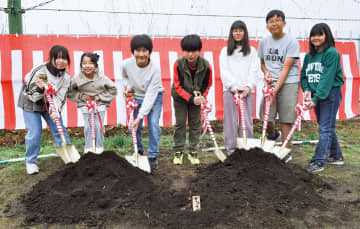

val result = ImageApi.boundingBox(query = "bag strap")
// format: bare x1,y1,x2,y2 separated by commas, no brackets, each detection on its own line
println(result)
24,64,45,93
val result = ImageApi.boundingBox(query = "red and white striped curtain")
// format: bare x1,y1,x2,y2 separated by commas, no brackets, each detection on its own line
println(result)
0,35,359,130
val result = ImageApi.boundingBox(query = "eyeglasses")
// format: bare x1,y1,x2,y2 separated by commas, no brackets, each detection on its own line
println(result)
267,19,283,25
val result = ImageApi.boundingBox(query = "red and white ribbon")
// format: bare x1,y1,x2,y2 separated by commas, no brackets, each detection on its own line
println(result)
285,103,309,141
44,83,64,136
126,97,138,146
201,101,212,136
233,93,246,135
86,99,104,134
201,101,217,144
262,85,274,134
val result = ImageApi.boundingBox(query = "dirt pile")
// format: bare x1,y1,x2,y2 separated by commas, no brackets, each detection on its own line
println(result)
21,149,333,228
22,151,159,226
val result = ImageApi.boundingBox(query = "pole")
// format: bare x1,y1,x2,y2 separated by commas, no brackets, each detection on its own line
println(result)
7,0,23,34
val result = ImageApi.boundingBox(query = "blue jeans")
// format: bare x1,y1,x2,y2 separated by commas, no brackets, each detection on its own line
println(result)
131,93,163,159
312,87,343,165
83,111,105,148
23,110,71,164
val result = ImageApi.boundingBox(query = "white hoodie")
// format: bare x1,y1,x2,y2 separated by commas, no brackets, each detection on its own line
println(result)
219,46,261,92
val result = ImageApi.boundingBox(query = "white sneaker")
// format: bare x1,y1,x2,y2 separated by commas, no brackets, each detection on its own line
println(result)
26,163,39,175
95,147,104,154
84,148,92,154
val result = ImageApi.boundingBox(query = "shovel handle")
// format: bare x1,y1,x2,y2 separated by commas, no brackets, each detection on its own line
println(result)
46,93,64,137
238,95,247,145
262,96,271,137
91,107,96,152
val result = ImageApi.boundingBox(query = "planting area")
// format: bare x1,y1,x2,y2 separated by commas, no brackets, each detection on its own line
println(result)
1,120,360,228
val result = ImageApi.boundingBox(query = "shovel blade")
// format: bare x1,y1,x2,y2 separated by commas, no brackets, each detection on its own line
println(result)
125,153,151,173
56,144,80,164
261,139,276,153
237,137,263,150
214,149,227,162
271,146,291,160
237,137,250,150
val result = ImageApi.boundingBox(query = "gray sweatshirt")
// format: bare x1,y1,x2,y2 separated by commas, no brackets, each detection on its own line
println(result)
67,70,117,108
122,58,164,120
17,64,70,113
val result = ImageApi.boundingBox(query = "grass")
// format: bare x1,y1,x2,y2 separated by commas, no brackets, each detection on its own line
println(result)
0,118,360,228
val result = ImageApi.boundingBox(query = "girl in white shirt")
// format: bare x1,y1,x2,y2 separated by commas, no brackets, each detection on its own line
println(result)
220,20,260,154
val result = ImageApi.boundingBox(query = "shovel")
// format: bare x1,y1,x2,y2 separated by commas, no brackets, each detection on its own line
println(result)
271,103,309,160
234,92,262,150
124,98,151,173
200,96,227,162
44,82,80,164
258,85,276,152
86,99,104,154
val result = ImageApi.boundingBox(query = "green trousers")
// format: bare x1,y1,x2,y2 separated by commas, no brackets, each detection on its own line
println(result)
173,99,201,152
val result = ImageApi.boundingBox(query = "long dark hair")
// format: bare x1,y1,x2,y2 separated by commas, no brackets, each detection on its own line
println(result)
49,45,70,65
227,20,250,56
309,23,335,56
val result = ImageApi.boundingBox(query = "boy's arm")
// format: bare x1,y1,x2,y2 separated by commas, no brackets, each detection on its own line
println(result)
173,62,194,103
273,57,296,94
200,64,213,97
260,59,272,83
137,69,162,120
274,37,300,93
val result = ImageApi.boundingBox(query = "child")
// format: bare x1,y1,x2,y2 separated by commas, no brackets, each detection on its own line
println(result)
301,23,344,173
258,9,300,162
122,34,164,170
17,45,72,174
172,34,213,165
220,20,259,155
68,53,117,154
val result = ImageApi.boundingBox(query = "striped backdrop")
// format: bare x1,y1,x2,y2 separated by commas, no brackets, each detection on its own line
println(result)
0,35,359,130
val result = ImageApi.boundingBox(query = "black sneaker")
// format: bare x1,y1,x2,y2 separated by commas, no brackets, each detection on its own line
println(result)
149,157,158,170
267,130,281,141
325,156,344,165
282,153,292,163
305,161,324,173
138,151,144,156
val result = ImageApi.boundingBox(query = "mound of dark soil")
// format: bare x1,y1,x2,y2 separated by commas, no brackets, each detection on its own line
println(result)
21,149,333,228
22,151,159,226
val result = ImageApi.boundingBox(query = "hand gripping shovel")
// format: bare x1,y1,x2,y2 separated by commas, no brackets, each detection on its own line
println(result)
258,85,276,152
44,82,80,164
124,98,151,173
86,99,104,154
201,99,227,162
234,92,260,150
271,103,309,160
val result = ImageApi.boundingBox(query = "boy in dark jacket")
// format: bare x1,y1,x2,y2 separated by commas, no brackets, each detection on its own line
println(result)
172,34,213,165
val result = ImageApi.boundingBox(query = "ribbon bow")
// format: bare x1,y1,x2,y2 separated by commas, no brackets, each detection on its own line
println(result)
86,99,104,133
126,97,138,126
86,99,97,111
201,101,212,135
46,83,57,95
295,103,309,131
233,93,242,105
262,85,273,98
